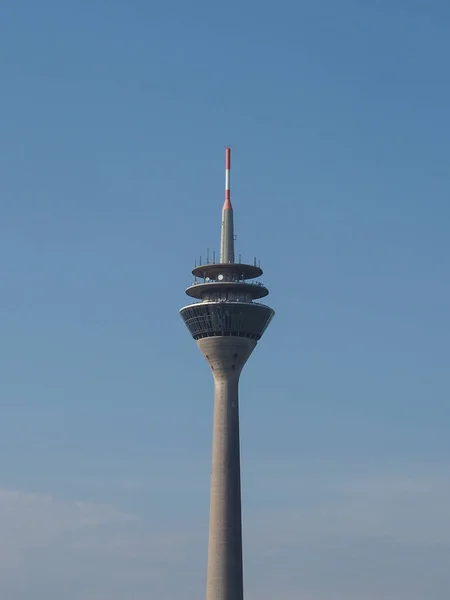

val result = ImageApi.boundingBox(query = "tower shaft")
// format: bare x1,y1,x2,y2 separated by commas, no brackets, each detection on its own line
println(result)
208,375,243,600
198,337,256,600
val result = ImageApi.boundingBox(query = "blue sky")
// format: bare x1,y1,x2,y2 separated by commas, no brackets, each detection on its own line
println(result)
1,0,449,598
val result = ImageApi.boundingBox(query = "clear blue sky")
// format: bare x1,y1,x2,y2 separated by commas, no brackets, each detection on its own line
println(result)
1,1,449,598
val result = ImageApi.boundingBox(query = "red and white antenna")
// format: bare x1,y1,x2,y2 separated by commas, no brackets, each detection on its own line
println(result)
224,146,232,209
220,146,235,263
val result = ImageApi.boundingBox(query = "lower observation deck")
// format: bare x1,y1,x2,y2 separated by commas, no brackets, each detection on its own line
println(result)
180,301,274,341
186,279,269,300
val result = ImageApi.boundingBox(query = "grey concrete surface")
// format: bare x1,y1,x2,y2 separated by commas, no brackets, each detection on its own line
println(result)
197,337,257,600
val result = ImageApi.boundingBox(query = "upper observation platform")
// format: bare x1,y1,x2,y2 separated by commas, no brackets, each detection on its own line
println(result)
192,262,263,281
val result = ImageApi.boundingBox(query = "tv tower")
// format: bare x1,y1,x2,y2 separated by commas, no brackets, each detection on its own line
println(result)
180,148,275,600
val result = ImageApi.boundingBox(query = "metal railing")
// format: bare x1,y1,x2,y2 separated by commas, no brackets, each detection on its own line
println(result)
190,279,266,287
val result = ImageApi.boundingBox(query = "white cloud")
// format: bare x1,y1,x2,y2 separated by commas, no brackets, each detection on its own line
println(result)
0,488,203,600
0,465,449,599
0,489,134,568
242,466,450,600
248,468,450,546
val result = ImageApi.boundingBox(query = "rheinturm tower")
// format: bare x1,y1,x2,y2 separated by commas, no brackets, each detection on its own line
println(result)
180,148,275,600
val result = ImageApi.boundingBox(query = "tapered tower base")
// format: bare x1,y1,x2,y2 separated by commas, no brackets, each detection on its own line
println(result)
198,337,257,600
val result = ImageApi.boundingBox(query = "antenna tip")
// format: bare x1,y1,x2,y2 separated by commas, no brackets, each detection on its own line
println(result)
224,146,232,208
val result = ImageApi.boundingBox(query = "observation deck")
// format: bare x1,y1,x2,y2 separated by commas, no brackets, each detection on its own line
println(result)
181,259,274,340
186,261,269,300
180,300,274,341
192,262,263,281
186,280,268,301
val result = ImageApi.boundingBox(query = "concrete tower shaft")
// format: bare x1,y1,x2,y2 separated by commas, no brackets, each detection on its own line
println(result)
198,337,256,600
